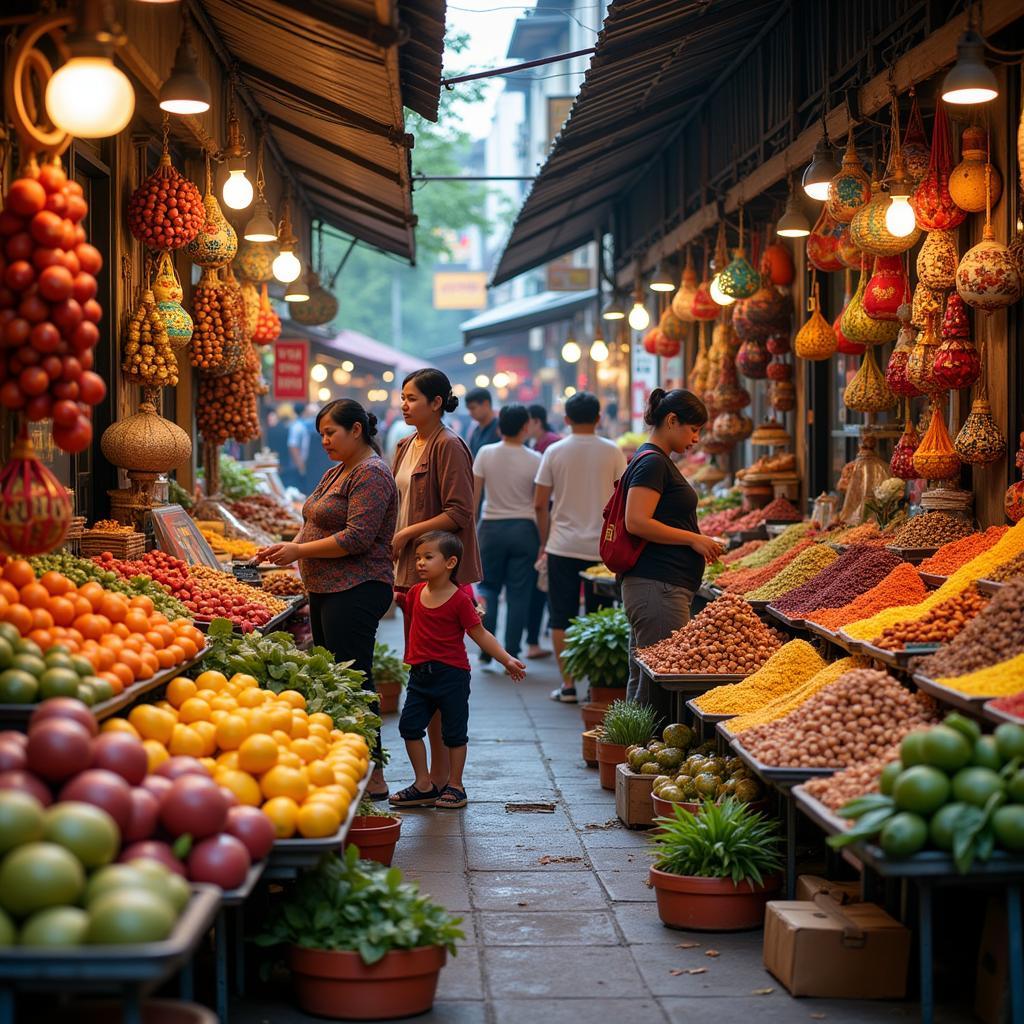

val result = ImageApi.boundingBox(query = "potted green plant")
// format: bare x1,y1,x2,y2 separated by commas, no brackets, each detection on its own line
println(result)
597,700,657,790
372,641,409,714
255,849,463,1020
649,798,783,931
345,797,402,866
562,608,630,720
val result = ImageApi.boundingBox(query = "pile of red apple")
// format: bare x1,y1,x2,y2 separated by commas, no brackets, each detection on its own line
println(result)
0,698,275,889
0,161,106,452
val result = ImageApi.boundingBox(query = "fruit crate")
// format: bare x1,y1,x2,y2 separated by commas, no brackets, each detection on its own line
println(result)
79,529,146,561
614,763,656,828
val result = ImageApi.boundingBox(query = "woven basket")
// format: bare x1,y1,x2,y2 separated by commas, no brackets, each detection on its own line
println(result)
79,529,146,560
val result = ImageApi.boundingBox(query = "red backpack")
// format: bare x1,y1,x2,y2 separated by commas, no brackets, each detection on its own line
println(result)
599,449,661,574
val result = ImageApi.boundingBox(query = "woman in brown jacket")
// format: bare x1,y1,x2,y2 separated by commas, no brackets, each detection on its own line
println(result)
392,368,482,790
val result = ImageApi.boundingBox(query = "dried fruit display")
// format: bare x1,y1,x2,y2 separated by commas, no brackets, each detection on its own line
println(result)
636,593,781,675
890,511,974,550
262,571,305,596
874,585,989,651
227,495,302,538
197,350,260,445
122,288,178,388
190,267,244,373
990,550,1024,582
127,140,204,251
918,527,1008,575
0,158,106,452
803,754,896,811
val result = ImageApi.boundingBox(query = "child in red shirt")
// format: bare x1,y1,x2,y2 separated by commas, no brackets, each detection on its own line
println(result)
391,531,525,809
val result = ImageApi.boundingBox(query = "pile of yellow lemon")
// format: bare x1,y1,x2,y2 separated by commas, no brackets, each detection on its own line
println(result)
102,669,369,840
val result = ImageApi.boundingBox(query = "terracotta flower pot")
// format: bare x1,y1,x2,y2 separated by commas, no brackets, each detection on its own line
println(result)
580,701,609,730
581,728,599,767
649,866,781,931
596,738,627,791
344,815,402,866
288,944,447,1020
651,794,768,828
376,680,402,715
590,685,627,704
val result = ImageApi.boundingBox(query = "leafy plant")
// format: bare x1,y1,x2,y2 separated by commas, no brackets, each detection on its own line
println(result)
864,477,907,529
651,798,783,885
254,848,463,964
197,455,260,500
372,642,409,688
201,619,383,759
561,607,629,687
601,700,658,747
168,478,193,509
356,797,400,819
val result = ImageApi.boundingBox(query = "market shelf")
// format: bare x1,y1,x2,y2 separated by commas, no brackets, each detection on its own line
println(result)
0,649,208,730
638,660,743,728
210,860,268,1024
766,605,810,632
983,700,1024,727
912,673,990,717
0,885,221,1024
886,544,940,565
266,759,373,879
729,737,838,788
858,640,940,672
977,578,1007,596
193,594,306,636
919,571,947,589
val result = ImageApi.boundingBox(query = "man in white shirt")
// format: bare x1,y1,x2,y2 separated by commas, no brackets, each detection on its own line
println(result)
473,405,542,663
534,392,627,702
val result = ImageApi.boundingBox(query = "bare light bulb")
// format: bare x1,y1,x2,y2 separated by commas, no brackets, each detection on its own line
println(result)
222,168,254,210
561,340,582,363
463,352,477,365
589,339,609,362
310,363,328,383
627,303,650,331
885,195,917,238
273,250,302,284
46,57,135,138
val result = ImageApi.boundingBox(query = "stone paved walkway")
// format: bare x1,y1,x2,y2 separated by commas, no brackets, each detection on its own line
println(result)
236,613,971,1024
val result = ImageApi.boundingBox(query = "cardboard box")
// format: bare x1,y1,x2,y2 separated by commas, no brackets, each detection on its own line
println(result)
763,898,910,999
614,763,655,829
795,874,862,905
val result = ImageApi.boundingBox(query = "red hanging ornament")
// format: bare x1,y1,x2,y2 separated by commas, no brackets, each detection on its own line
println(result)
252,283,281,345
890,416,920,480
736,338,770,379
862,256,907,322
910,104,967,231
1006,433,1024,523
642,329,661,355
806,206,845,273
655,332,681,358
0,433,73,556
932,294,979,390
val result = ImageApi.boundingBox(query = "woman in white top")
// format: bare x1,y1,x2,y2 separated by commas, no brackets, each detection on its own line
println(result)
472,404,542,663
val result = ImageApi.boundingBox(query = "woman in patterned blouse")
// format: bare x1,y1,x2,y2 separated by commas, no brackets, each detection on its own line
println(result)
257,399,397,799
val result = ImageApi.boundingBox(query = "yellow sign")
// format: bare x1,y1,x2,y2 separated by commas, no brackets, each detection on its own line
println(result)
433,271,488,310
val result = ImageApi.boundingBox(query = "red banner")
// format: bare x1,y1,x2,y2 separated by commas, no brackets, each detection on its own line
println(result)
273,340,309,400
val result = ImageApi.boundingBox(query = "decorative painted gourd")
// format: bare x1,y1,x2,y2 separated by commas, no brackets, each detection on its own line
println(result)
151,250,192,350
711,354,750,412
690,277,720,321
906,315,942,395
902,94,930,187
850,181,920,256
0,434,72,556
834,271,864,355
916,230,958,291
932,296,979,391
655,332,681,358
911,105,966,231
794,287,837,360
949,125,1002,214
913,405,961,481
955,224,1023,313
289,270,339,326
954,398,1006,465
659,307,686,342
744,280,791,331
687,323,710,395
841,262,898,344
769,380,796,412
885,308,920,398
642,328,661,354
736,338,769,379
890,419,920,480
761,243,794,286
836,223,862,269
671,250,699,321
843,347,895,413
806,206,845,273
186,189,238,269
862,256,906,322
911,282,945,330
718,247,760,300
235,238,278,283
827,135,871,223
766,334,791,355
252,283,282,345
766,357,792,381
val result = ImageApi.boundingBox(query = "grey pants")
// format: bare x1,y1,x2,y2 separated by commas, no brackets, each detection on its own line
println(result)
621,577,694,720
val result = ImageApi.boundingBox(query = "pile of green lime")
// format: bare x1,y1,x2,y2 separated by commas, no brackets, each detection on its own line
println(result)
0,623,114,707
830,713,1024,872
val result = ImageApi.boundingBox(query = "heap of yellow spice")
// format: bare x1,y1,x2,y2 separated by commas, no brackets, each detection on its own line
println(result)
937,653,1024,697
842,520,1024,641
694,640,826,715
727,657,869,733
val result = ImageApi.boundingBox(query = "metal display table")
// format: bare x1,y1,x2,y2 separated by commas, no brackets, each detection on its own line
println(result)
977,579,1006,597
211,859,268,1024
858,640,940,672
766,605,810,632
0,649,207,730
636,659,743,722
984,700,1024,727
0,886,221,1024
912,672,990,718
684,697,734,741
266,759,372,879
793,786,1024,1024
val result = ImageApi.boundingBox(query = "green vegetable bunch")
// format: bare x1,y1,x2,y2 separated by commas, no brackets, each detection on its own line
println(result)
372,642,409,688
561,607,629,687
651,798,783,885
168,478,193,510
197,455,260,500
200,620,382,757
601,699,657,747
255,848,463,964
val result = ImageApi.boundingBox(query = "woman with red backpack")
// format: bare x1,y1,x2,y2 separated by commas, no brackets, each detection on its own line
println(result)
613,388,724,720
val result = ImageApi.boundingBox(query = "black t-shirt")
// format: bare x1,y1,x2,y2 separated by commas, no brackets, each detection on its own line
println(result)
622,443,704,592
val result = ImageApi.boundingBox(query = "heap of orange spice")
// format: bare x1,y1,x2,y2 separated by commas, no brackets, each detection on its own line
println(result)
805,563,928,631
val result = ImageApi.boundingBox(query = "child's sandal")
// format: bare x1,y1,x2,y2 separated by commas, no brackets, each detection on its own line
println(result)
435,785,467,809
389,784,439,808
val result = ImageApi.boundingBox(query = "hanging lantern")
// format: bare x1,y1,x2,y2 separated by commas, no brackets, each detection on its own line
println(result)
712,411,749,443
933,296,980,391
836,223,862,269
886,306,921,398
761,242,795,286
252,283,282,344
863,255,907,322
794,280,837,360
841,260,898,344
913,404,961,481
688,323,711,395
911,103,966,231
844,347,896,413
911,281,945,330
690,272,719,321
151,251,193,351
766,357,793,381
890,415,921,480
769,380,796,412
0,434,72,556
185,156,238,268
906,315,942,395
766,333,791,355
642,328,661,355
235,238,278,283
956,225,1023,313
1005,433,1024,523
916,230,959,291
289,269,339,326
744,279,791,333
827,132,872,223
835,270,864,355
955,398,1006,465
671,248,699,321
806,206,845,273
659,307,686,342
902,90,930,187
949,125,1003,213
655,332,681,358
711,355,750,412
736,338,770,379
850,180,921,256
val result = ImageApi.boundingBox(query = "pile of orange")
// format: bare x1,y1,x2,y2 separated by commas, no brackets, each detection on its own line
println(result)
0,559,204,695
110,669,369,839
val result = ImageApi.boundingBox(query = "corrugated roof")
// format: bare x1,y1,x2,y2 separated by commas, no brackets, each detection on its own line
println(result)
198,0,446,262
492,0,779,286
461,289,597,343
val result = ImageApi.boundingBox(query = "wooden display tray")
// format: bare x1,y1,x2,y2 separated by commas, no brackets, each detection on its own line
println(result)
918,571,948,589
885,545,940,565
685,697,735,726
193,595,305,636
977,579,1007,596
767,605,810,631
835,629,868,654
636,659,744,686
858,640,940,671
729,736,839,787
912,672,990,716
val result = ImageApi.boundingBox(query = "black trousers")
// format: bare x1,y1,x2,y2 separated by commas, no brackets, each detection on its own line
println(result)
307,580,394,763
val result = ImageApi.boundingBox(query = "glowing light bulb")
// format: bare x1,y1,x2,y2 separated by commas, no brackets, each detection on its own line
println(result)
492,371,510,388
273,250,301,284
46,57,135,139
382,370,394,382
561,340,582,363
709,274,736,306
341,360,354,372
463,352,477,365
589,339,609,362
474,374,491,387
222,168,254,210
310,363,328,383
563,386,576,397
885,195,917,238
627,303,650,331
317,387,331,402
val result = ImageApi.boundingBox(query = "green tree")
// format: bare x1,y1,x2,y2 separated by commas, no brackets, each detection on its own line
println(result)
311,31,507,355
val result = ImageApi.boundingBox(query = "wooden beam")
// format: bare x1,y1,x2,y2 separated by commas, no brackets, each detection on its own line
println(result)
620,0,1024,284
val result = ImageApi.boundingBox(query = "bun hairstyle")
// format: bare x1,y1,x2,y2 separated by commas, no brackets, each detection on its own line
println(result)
403,368,459,413
644,387,708,428
315,399,380,451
